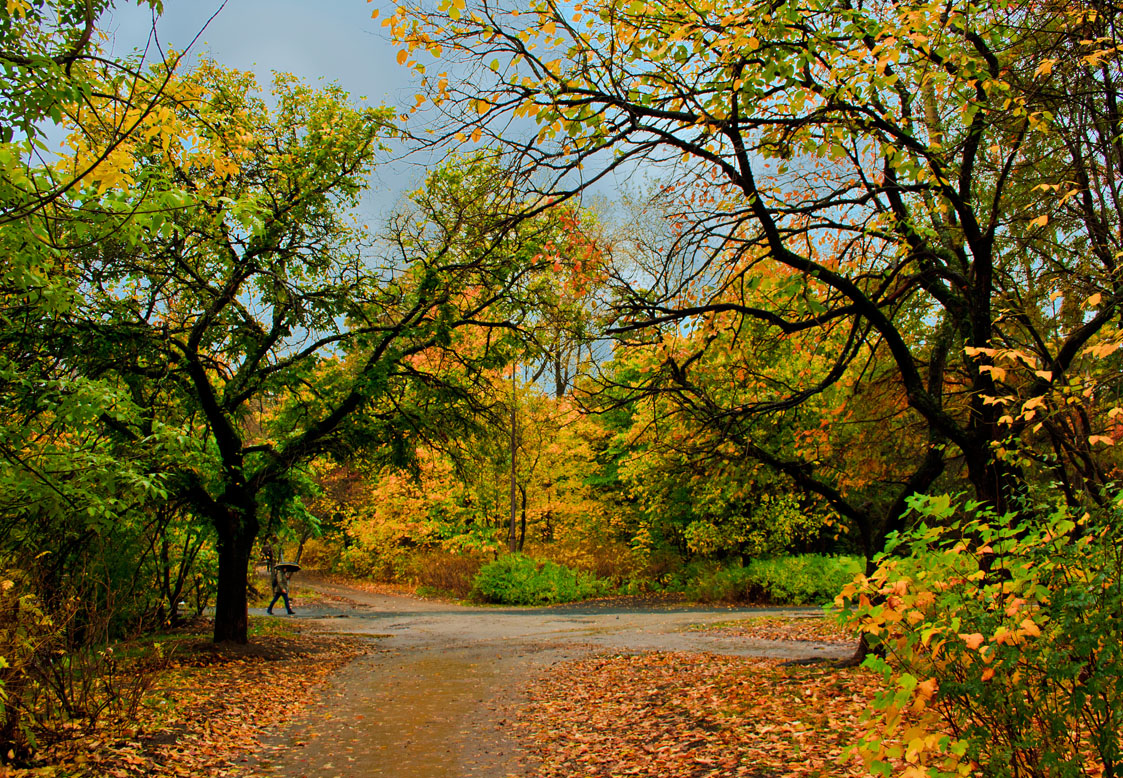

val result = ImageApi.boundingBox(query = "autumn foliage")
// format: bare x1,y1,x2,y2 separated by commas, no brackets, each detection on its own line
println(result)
4,0,1123,774
840,496,1123,777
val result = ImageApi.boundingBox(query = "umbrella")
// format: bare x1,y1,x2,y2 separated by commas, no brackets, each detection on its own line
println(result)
274,562,301,572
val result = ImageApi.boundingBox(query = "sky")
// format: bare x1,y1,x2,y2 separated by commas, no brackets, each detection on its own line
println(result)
103,0,428,221
105,0,404,103
99,0,648,224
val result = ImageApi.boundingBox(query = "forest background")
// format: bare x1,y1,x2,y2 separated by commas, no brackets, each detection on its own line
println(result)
1,0,1122,776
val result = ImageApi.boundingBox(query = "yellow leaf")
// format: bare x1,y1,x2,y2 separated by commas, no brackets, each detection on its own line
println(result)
1089,435,1115,446
906,737,926,762
1030,214,1049,228
1020,618,1041,637
1084,342,1121,359
1034,58,1056,77
980,365,1007,382
370,7,379,18
397,49,409,65
1086,292,1103,307
471,127,482,143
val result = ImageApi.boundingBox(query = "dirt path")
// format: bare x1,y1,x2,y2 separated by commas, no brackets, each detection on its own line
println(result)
251,577,851,778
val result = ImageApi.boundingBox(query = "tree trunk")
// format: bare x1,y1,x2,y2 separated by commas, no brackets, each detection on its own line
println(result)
508,366,519,553
837,630,877,668
964,438,1018,517
517,483,528,552
211,500,259,644
553,351,566,397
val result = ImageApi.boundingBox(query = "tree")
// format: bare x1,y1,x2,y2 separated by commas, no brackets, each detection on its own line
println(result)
386,0,1123,549
57,63,548,642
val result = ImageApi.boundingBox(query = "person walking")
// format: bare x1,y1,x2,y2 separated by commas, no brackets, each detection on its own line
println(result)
267,563,295,615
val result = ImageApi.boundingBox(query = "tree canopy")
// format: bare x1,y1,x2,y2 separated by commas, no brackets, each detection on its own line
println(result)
386,0,1123,551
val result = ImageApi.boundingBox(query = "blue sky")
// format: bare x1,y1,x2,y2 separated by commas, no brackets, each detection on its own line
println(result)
99,0,646,222
104,0,425,220
105,0,404,103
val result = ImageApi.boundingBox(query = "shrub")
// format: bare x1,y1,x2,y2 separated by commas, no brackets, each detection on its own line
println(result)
469,553,611,605
839,494,1123,778
741,555,863,605
335,544,380,579
410,551,484,599
296,536,343,571
527,540,639,583
0,569,164,764
685,555,862,605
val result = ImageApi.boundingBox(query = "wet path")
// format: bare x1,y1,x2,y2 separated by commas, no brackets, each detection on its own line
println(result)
254,643,575,778
250,578,849,777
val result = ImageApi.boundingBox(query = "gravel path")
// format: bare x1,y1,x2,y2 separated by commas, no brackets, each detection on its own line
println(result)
251,576,851,778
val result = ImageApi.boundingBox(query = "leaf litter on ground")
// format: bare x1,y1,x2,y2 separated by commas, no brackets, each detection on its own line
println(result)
2,620,370,778
516,651,898,778
687,614,856,644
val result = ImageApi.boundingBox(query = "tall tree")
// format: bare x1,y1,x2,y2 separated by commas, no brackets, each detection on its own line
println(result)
59,64,547,642
386,0,1123,545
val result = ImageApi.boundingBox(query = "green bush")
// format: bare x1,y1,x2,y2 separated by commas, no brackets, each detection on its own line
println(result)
840,494,1123,778
469,553,611,605
685,554,863,605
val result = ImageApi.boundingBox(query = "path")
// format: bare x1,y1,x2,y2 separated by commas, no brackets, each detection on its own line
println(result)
251,577,851,778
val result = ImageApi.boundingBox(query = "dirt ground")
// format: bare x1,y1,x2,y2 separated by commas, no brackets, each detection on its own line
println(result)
250,575,852,778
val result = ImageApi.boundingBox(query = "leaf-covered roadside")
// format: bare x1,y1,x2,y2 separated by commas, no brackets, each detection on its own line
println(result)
3,623,370,778
516,652,894,778
687,615,856,645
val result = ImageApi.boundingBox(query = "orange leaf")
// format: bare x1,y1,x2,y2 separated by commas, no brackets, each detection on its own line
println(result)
960,632,985,650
